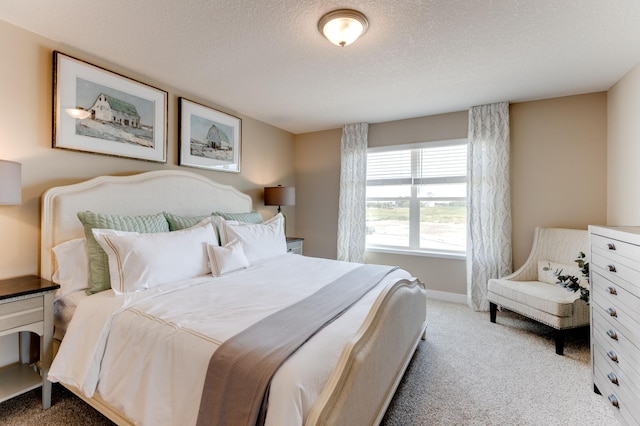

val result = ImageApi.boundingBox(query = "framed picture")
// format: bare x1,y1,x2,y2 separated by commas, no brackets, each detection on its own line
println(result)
53,51,168,163
179,98,241,173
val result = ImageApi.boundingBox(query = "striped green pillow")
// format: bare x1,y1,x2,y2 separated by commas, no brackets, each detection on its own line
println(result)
163,212,211,231
77,211,169,294
213,211,263,224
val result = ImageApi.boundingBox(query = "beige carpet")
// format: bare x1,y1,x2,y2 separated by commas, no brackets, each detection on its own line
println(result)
0,300,621,425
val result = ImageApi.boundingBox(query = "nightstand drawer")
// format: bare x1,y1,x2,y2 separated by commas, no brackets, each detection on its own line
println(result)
0,275,59,409
286,237,304,255
0,296,43,332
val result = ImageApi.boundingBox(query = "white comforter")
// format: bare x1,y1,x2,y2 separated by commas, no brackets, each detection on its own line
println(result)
48,254,411,426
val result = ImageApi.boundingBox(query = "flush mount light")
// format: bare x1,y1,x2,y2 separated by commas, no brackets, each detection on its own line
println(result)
318,9,369,47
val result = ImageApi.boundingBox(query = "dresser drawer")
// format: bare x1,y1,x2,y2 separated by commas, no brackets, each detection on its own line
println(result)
592,233,640,266
592,272,640,329
593,308,640,380
0,296,43,333
594,340,640,398
592,252,640,297
594,356,637,426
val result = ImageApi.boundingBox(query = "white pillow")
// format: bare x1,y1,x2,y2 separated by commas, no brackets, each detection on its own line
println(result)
52,238,90,298
218,214,287,263
92,221,218,294
538,260,588,288
207,239,249,277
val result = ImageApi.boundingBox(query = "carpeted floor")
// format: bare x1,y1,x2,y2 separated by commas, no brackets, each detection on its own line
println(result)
0,299,620,425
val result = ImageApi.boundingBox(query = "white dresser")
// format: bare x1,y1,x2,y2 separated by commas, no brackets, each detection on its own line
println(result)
589,225,640,425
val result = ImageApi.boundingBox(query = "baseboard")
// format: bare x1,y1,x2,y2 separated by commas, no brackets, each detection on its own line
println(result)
425,289,467,304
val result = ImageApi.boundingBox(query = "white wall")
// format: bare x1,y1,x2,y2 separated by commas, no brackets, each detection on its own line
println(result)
607,63,640,225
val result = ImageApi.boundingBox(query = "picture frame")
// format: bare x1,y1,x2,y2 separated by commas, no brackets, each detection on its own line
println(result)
178,98,241,173
53,51,168,163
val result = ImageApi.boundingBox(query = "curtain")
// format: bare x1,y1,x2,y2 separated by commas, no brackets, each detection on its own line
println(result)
337,123,368,263
467,102,512,311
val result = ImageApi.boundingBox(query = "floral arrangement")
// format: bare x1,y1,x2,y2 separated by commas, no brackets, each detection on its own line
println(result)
543,252,590,303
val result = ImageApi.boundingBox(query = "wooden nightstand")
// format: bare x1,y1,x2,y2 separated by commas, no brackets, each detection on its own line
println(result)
0,275,59,409
286,237,304,255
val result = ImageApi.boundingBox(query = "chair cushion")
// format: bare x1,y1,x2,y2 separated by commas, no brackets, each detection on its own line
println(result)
488,278,579,317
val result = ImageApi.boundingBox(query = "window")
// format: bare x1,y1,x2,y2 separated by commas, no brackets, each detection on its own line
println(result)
365,139,467,256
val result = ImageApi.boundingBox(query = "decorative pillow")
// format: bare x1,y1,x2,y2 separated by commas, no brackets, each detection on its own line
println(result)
218,213,286,263
77,211,170,294
92,221,218,294
207,239,250,277
52,238,89,298
538,260,588,287
163,212,211,231
213,211,263,224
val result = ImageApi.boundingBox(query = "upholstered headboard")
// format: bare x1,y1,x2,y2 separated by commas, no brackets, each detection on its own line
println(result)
40,170,252,280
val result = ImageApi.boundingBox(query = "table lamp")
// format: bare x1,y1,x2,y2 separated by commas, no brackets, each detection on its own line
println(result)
0,160,22,205
264,185,295,233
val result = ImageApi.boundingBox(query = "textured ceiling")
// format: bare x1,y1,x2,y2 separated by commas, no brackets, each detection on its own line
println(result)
1,0,639,134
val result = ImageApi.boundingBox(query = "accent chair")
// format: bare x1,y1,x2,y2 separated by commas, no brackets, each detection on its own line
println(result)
488,227,590,355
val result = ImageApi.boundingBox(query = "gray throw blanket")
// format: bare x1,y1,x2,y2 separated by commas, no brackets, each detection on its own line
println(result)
196,264,398,426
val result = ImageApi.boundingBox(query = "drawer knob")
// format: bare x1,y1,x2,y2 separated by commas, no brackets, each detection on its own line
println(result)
606,307,618,317
607,329,618,340
607,243,616,250
608,265,617,273
607,286,618,295
607,372,619,385
608,394,619,408
607,351,619,363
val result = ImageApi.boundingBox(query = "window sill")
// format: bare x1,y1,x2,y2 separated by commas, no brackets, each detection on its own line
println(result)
365,247,466,260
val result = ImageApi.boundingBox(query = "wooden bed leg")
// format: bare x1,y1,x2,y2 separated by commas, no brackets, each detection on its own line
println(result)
555,329,565,355
490,302,497,323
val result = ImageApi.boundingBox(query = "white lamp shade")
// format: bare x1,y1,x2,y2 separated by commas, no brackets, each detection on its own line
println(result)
0,160,22,205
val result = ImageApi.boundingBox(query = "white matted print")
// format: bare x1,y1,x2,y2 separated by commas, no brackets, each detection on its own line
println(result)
179,98,241,173
53,51,167,163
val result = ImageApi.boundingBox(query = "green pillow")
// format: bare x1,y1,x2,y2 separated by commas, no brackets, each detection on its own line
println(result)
213,211,263,224
77,211,169,294
163,212,211,231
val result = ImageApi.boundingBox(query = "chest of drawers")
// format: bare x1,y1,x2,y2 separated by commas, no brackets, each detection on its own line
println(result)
589,225,640,425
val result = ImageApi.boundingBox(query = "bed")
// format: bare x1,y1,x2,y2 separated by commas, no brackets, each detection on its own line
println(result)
41,169,427,426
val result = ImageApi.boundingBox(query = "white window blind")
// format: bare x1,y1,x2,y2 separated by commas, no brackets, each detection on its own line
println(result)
366,139,467,255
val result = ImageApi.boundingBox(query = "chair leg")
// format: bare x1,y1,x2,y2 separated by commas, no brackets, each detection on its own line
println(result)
490,302,497,323
555,329,565,355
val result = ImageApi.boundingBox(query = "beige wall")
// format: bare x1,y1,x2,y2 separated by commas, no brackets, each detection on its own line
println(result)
294,129,342,259
510,93,607,267
368,111,469,148
0,20,295,364
295,112,470,296
607,63,640,225
0,20,295,283
295,96,608,296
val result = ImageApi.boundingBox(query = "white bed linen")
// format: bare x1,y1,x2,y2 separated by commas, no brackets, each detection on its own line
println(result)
48,254,411,426
53,289,89,340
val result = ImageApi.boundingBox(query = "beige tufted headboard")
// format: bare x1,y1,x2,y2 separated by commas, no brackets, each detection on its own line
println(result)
40,170,252,280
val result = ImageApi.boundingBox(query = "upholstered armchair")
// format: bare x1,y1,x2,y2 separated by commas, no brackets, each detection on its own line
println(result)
488,227,590,355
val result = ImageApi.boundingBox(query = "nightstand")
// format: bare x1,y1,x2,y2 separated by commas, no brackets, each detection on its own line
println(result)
286,237,304,255
0,275,59,409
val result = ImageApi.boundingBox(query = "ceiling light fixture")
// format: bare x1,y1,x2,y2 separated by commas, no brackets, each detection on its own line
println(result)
318,9,369,47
